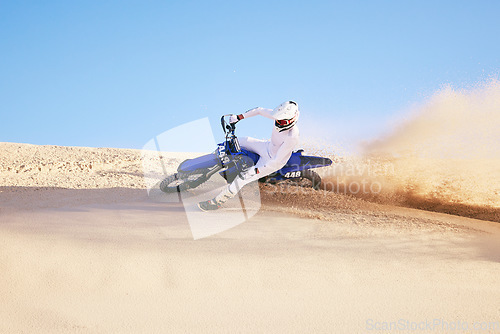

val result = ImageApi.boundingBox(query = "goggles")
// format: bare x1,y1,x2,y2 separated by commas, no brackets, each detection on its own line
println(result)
275,114,297,128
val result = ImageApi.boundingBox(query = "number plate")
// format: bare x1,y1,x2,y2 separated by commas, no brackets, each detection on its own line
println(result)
217,144,230,165
284,171,301,178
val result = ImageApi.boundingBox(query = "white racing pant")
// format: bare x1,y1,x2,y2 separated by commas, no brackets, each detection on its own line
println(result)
215,136,287,202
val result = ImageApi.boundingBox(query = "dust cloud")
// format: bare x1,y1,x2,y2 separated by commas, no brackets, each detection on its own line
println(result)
321,80,500,222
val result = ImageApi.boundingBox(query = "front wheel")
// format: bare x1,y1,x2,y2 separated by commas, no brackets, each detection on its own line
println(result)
159,171,207,193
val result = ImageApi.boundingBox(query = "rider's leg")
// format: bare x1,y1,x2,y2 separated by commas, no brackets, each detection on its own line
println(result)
213,158,276,203
238,137,271,159
199,157,278,211
198,139,280,211
212,137,272,203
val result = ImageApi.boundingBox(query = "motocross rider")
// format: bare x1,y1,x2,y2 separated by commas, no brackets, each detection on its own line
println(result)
198,100,300,211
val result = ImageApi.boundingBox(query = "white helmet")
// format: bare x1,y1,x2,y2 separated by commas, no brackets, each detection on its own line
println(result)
272,100,299,132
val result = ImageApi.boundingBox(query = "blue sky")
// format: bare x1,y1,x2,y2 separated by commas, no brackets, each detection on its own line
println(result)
1,0,499,149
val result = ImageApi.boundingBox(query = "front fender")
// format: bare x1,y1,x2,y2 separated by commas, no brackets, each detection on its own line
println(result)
178,153,220,173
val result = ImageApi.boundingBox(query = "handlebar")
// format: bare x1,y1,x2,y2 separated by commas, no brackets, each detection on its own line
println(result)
220,114,236,134
220,114,241,154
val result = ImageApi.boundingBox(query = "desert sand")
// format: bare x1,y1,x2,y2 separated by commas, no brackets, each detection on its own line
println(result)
1,142,499,333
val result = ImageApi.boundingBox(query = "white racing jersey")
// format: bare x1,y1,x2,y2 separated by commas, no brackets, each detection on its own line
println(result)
242,107,300,170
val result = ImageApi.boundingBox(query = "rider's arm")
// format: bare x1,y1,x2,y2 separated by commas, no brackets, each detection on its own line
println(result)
238,107,274,120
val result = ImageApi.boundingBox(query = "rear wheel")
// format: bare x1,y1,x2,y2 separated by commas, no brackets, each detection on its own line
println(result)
302,169,322,190
262,170,322,190
287,170,322,190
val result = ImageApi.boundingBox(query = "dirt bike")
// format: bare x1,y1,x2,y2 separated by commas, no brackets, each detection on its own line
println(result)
159,115,332,193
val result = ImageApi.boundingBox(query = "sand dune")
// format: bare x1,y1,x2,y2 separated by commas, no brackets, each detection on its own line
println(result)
1,143,500,333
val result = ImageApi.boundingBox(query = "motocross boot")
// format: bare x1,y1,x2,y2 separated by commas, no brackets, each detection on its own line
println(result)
198,187,234,211
198,199,222,211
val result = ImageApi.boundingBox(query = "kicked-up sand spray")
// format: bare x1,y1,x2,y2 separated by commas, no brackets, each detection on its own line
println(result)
321,80,500,221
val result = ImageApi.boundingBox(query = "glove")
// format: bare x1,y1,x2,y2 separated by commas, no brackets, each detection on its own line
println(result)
229,114,244,124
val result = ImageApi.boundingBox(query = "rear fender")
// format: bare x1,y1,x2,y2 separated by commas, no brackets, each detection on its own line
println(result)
276,150,332,177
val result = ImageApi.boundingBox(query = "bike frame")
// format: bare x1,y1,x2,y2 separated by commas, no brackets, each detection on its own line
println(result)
177,115,332,182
